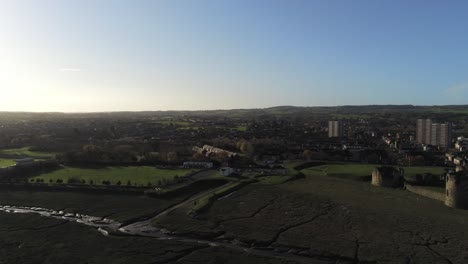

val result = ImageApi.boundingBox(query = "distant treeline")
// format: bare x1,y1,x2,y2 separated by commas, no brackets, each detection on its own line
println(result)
0,160,59,183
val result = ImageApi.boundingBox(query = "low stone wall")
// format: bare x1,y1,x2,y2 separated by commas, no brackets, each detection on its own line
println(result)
405,184,445,202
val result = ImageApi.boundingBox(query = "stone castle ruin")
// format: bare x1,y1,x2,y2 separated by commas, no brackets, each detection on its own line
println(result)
445,171,468,209
371,165,468,210
371,166,404,188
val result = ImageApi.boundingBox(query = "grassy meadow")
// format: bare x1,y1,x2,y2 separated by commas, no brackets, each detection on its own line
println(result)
302,162,447,181
0,147,56,158
32,166,197,186
0,159,16,168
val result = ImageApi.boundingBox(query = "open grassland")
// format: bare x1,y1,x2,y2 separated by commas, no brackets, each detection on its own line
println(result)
256,175,298,185
154,120,191,126
302,162,447,181
403,166,447,177
0,190,182,222
0,147,56,158
191,181,245,213
150,167,468,263
283,161,307,172
0,212,284,264
0,159,16,168
32,166,197,186
234,125,247,131
304,163,375,180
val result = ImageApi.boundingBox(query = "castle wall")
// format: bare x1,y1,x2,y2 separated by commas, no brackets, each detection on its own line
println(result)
405,184,445,202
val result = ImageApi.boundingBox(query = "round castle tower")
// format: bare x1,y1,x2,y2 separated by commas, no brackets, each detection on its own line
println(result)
445,172,468,209
372,167,403,188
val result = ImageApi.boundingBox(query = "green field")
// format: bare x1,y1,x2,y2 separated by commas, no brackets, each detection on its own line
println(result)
303,163,375,180
403,166,446,177
302,163,447,181
0,147,56,158
191,181,242,212
154,120,191,126
32,166,197,186
234,125,247,132
0,159,16,168
256,175,295,185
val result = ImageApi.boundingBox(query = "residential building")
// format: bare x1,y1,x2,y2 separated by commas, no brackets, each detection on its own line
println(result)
328,121,343,138
183,162,213,169
416,119,452,149
455,137,468,151
416,119,432,144
219,167,234,176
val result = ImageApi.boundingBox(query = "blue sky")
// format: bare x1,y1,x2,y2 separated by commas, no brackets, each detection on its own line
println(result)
0,0,467,112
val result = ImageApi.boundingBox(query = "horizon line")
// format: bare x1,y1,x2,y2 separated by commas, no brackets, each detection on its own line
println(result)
0,104,466,114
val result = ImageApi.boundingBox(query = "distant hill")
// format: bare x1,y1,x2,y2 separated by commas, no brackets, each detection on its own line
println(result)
0,104,467,122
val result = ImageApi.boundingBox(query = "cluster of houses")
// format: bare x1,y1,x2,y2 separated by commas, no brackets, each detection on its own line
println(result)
445,137,468,169
193,145,240,159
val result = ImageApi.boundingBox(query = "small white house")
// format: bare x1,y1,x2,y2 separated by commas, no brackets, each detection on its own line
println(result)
219,167,234,177
183,162,213,169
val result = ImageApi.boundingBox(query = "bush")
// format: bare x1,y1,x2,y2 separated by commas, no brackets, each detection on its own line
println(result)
102,180,111,185
67,176,82,184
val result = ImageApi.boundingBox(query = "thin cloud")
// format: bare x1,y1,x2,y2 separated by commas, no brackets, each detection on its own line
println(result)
444,82,468,95
58,68,82,72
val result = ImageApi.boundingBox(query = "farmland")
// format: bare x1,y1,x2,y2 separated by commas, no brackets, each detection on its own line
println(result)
0,190,283,264
302,162,447,181
0,147,57,158
31,166,197,186
0,159,16,168
1,161,468,263
152,167,468,263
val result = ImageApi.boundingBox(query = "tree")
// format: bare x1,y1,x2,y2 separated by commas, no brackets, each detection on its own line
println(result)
303,150,314,161
239,140,254,157
215,151,230,165
145,152,161,163
191,152,206,161
167,151,179,163
67,177,82,184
